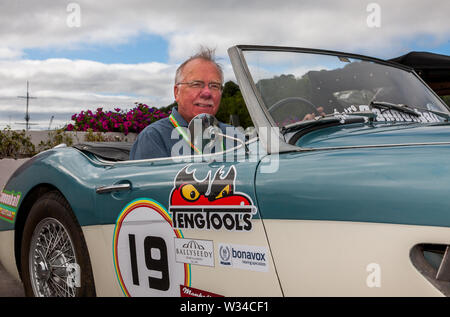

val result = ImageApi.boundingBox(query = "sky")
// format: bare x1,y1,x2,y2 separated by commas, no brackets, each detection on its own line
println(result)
0,0,449,130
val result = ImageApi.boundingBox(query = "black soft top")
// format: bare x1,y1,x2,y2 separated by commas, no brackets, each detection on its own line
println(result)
73,142,133,161
389,51,450,95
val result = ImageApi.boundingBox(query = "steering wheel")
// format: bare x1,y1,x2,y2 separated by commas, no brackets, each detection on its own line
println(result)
267,97,320,125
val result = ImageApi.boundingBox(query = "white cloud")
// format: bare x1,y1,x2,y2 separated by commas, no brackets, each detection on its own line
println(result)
1,1,449,60
0,58,178,129
0,47,23,60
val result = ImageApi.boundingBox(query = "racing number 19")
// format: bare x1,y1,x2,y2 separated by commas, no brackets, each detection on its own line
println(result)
128,234,170,291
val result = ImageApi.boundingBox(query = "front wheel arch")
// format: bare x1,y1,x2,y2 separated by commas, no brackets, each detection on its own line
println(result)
14,184,59,278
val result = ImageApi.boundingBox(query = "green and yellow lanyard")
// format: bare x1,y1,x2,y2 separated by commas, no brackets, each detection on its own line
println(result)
169,113,225,155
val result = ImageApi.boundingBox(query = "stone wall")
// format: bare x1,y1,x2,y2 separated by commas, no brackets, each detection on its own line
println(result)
25,130,138,147
0,158,29,188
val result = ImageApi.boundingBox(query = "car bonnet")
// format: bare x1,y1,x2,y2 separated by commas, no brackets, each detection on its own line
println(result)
294,122,450,149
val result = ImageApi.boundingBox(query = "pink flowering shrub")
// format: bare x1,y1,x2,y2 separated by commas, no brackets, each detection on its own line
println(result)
66,103,170,135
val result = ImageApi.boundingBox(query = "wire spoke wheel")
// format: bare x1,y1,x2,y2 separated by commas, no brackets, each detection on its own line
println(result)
29,218,78,297
21,191,96,297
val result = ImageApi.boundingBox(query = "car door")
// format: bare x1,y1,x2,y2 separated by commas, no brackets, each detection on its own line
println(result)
93,149,282,297
256,149,450,297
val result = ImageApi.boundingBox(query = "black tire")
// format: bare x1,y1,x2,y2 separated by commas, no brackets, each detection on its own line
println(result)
20,191,96,297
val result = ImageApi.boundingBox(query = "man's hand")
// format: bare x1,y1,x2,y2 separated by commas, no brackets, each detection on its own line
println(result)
302,106,325,121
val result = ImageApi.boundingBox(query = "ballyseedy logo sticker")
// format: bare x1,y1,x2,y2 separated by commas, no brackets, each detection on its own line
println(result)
174,238,214,267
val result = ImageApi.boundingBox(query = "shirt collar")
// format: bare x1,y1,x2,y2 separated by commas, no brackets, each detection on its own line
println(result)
171,107,188,127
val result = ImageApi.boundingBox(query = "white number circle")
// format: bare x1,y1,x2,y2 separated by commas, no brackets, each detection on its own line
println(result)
114,199,189,297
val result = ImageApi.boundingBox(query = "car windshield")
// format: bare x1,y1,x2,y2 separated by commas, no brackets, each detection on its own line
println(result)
243,50,450,128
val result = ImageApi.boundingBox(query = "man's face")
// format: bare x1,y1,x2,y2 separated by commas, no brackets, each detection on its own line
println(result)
174,59,222,123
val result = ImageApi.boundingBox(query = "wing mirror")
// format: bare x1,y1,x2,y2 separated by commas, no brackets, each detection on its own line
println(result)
188,113,248,154
188,113,222,154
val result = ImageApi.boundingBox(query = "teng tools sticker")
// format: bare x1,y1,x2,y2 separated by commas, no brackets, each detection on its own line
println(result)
169,165,257,232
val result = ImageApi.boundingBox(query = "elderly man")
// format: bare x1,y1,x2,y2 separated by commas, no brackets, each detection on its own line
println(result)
130,48,234,160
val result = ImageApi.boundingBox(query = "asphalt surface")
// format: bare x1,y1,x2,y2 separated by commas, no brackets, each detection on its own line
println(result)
0,261,24,297
0,159,28,297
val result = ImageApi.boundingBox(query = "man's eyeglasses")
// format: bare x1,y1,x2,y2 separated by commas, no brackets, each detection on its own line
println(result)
176,80,223,92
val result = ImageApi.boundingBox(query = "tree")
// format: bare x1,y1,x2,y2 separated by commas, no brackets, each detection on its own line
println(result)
216,81,252,128
159,101,177,113
442,95,450,107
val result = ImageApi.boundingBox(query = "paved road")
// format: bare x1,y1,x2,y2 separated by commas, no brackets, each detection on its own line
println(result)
0,159,28,297
0,261,24,297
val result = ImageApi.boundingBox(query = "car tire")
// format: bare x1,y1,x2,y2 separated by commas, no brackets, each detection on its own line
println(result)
20,190,96,297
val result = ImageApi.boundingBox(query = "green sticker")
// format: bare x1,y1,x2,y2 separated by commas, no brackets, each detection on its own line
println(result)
0,189,21,223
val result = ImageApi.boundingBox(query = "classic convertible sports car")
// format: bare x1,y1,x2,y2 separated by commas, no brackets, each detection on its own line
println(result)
1,45,450,297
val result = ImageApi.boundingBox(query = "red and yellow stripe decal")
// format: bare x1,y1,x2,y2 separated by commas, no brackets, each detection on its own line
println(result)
0,206,15,223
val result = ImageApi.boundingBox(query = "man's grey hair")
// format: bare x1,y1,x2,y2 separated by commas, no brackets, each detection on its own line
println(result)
175,47,224,84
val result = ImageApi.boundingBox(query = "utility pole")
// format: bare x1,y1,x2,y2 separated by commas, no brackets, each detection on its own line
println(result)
17,81,37,131
48,115,54,130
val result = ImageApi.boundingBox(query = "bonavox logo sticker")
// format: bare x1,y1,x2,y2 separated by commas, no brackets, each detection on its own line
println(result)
169,165,257,232
219,243,269,272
